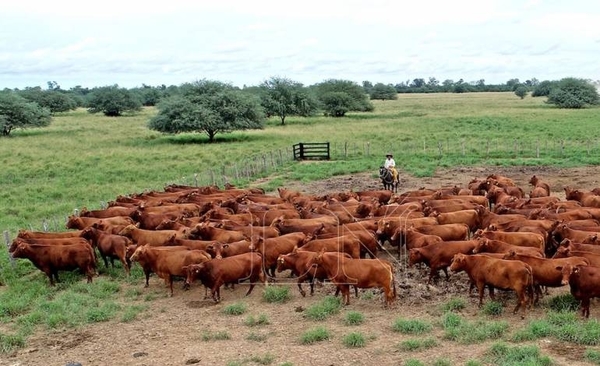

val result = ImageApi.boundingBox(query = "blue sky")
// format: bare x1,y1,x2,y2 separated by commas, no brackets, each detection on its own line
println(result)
1,0,599,89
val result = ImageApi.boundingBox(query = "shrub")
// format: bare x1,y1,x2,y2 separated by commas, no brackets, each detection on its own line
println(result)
249,353,275,365
201,330,231,341
404,360,425,366
546,77,599,108
244,314,270,327
246,332,268,342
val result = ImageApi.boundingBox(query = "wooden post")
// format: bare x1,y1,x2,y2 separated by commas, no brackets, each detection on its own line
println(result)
194,173,198,187
344,141,348,158
438,141,443,159
42,219,48,232
210,170,215,186
587,140,591,156
262,155,267,173
461,140,465,156
486,140,490,159
536,140,540,158
73,208,79,217
366,141,370,157
4,231,15,267
423,139,426,154
278,149,283,165
514,139,518,157
561,140,565,156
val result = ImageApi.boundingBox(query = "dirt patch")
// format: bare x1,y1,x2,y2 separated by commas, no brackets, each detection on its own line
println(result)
7,165,600,366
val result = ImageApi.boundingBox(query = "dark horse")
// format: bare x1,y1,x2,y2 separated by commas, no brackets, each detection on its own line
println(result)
379,166,399,193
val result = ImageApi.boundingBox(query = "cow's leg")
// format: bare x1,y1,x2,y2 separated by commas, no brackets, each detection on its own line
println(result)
101,255,109,268
488,286,496,301
120,256,130,276
297,277,307,297
477,282,485,307
342,285,351,305
245,284,256,297
168,276,174,297
353,286,359,298
582,298,591,318
144,269,151,288
44,269,55,286
442,267,450,280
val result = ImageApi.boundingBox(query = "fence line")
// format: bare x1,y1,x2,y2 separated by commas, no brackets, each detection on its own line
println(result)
4,138,600,237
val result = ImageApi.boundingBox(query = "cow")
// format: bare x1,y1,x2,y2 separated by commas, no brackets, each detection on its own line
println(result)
564,187,600,208
118,224,181,246
415,223,470,242
552,248,600,267
205,239,252,259
310,250,396,306
390,226,443,251
188,223,248,243
473,228,545,251
408,240,478,283
528,175,550,197
183,252,265,303
449,253,533,318
129,244,211,296
9,236,92,253
213,221,280,239
557,264,600,318
248,232,306,278
430,209,480,233
501,250,590,304
472,238,544,258
66,215,134,230
298,233,362,260
80,226,132,274
80,206,137,218
17,229,83,240
11,242,96,286
559,239,600,255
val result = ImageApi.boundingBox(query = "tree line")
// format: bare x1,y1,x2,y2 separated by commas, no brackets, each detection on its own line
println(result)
1,76,598,140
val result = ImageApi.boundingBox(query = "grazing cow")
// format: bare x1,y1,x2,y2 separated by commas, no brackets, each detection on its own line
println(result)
408,240,478,283
118,224,180,246
66,215,134,230
248,232,306,278
80,206,137,218
130,244,211,296
310,251,396,306
80,227,132,274
11,242,96,286
188,223,248,243
557,264,600,318
183,252,265,303
502,250,589,304
9,237,92,253
450,253,533,318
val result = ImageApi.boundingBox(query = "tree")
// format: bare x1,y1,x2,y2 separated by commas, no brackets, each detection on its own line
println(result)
259,77,319,125
148,80,264,142
506,78,521,91
0,92,51,136
410,78,426,88
546,78,600,109
87,85,142,116
18,88,77,114
369,83,398,100
531,80,557,97
362,81,373,94
313,79,374,117
514,86,528,99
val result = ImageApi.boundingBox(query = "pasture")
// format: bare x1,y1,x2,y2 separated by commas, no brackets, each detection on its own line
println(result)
1,92,600,365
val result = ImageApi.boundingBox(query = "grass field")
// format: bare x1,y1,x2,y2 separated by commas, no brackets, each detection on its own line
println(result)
1,92,600,362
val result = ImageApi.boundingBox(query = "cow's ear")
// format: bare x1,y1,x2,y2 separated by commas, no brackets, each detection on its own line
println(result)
135,222,141,228
574,267,581,273
555,266,563,271
222,244,229,249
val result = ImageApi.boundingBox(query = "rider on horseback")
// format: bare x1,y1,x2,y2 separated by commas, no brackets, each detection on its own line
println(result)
384,153,398,183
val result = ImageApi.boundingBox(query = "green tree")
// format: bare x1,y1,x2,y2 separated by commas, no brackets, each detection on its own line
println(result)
87,85,142,116
0,92,51,136
19,88,77,114
546,78,600,108
531,80,557,97
259,77,319,125
148,79,264,142
514,86,528,99
369,83,398,100
313,79,374,117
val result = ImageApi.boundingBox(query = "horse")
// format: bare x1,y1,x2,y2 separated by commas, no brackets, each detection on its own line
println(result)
379,166,399,193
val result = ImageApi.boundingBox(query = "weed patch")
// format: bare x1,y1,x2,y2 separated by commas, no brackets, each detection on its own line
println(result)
300,327,330,345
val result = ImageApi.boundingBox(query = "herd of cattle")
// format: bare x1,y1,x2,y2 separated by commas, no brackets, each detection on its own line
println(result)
8,174,600,318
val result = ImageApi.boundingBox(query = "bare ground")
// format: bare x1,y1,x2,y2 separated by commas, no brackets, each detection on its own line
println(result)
4,165,600,366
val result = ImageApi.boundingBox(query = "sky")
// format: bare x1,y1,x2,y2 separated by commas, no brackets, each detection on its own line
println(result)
1,0,599,90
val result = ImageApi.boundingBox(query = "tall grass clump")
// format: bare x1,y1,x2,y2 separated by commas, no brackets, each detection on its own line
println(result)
0,332,26,353
481,301,503,316
441,297,466,313
441,313,508,344
303,296,341,321
262,286,291,303
244,314,270,327
344,311,365,326
547,293,579,312
300,327,330,345
404,360,425,366
342,332,366,348
221,302,248,316
486,342,552,366
397,337,438,352
392,318,433,334
585,349,600,365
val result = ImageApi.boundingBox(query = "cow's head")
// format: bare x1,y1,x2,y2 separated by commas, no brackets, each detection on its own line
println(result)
449,253,467,272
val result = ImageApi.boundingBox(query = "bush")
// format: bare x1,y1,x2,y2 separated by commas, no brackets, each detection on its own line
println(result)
514,86,528,99
546,77,599,108
0,92,51,136
441,297,466,312
87,85,142,116
487,342,552,366
244,314,270,327
303,296,341,321
585,349,600,365
398,337,437,351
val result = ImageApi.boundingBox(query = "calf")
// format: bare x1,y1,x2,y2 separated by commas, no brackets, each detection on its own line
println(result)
501,250,590,304
310,251,396,306
557,264,600,318
408,240,478,283
183,252,265,303
11,242,96,286
450,253,533,318
130,244,211,296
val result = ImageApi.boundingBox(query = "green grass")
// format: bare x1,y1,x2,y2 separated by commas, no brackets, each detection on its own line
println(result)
585,349,600,365
246,332,268,342
344,311,365,326
303,296,342,321
342,332,367,348
249,353,275,365
397,337,438,351
511,311,600,345
441,297,467,312
300,327,330,345
486,342,552,366
404,360,425,366
221,302,248,316
432,359,452,366
244,314,270,327
262,286,291,303
441,313,509,344
392,318,433,334
546,293,580,312
481,301,503,316
200,330,231,341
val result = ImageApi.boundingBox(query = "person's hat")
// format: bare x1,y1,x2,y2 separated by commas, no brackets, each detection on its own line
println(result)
386,153,393,157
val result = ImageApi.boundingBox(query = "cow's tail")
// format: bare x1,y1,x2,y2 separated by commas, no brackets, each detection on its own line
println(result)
388,263,397,303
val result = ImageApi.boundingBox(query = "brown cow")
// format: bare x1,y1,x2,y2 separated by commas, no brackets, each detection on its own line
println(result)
415,223,470,241
80,206,137,218
408,240,479,283
248,232,307,278
528,175,550,197
472,238,544,258
390,226,443,251
205,239,252,259
552,248,600,267
501,250,590,304
213,221,280,239
183,252,265,303
118,224,180,246
299,233,362,260
473,229,545,251
17,229,83,239
564,187,600,208
130,244,211,296
11,242,96,286
270,217,336,235
430,209,480,233
450,253,533,318
80,226,132,274
9,236,92,253
559,239,600,255
557,264,600,318
66,215,134,230
188,223,247,243
310,251,396,306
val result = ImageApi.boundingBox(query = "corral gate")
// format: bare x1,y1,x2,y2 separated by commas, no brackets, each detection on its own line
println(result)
292,142,330,160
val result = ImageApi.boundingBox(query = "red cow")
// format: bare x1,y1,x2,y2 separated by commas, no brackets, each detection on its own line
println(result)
249,232,307,278
183,252,265,303
310,251,396,306
118,224,180,246
408,240,478,283
450,253,533,318
557,264,600,318
472,238,544,258
11,242,96,286
80,227,132,274
17,230,83,239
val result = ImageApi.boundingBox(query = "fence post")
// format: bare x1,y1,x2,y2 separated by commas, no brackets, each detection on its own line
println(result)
461,140,465,156
344,141,348,158
73,208,79,217
3,231,15,268
514,139,518,157
536,140,540,158
423,139,426,154
437,141,443,159
366,142,370,157
486,140,490,159
278,149,283,165
560,140,565,156
194,173,198,187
